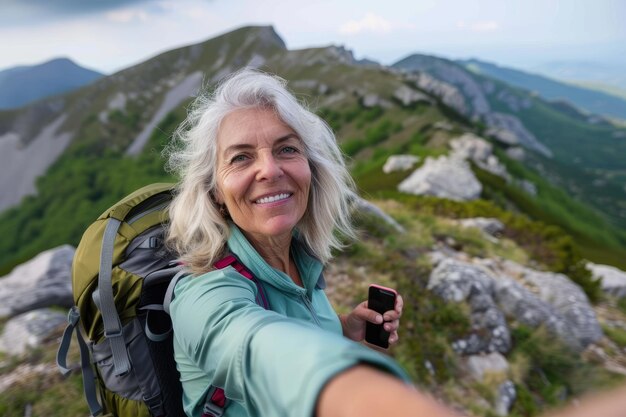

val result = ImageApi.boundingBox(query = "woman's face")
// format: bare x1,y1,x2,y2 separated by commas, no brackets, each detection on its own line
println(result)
215,107,311,242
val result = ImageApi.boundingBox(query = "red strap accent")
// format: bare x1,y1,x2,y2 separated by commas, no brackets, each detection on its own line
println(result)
214,255,254,280
211,388,226,408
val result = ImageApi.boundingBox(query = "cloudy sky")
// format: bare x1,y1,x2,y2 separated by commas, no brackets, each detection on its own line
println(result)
1,0,625,74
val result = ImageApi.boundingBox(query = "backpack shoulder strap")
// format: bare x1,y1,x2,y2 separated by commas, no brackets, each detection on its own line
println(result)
213,254,270,309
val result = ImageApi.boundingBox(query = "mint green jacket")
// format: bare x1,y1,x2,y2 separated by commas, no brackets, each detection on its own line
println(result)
170,224,408,417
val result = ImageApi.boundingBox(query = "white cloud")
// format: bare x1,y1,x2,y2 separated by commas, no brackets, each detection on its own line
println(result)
456,20,500,32
339,12,393,35
105,9,150,23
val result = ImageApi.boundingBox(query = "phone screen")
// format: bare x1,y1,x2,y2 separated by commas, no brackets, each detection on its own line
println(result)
365,285,397,348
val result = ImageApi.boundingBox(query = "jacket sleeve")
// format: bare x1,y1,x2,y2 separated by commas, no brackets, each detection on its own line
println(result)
171,267,409,417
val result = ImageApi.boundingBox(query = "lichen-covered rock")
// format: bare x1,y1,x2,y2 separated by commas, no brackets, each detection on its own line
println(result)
0,309,66,356
496,380,516,416
398,155,482,201
519,267,603,350
458,217,505,238
587,262,626,298
429,258,511,354
463,352,509,381
429,255,603,352
0,245,74,318
382,155,420,173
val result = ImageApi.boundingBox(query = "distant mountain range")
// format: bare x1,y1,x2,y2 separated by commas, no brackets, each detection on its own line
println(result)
0,58,103,109
458,58,626,121
0,25,625,272
531,60,626,92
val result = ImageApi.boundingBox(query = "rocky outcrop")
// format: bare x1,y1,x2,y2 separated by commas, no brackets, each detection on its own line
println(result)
587,263,626,298
0,308,66,356
393,85,433,107
126,71,203,155
449,133,510,180
0,114,74,211
457,218,504,240
428,255,603,352
483,113,552,157
398,155,482,201
0,245,74,318
410,72,467,116
383,155,420,173
428,258,511,354
354,197,405,233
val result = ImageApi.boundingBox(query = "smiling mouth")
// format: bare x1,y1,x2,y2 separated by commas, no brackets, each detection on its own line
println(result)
255,193,292,204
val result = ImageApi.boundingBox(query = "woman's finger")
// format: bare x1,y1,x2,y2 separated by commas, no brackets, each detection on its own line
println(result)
395,294,404,316
384,320,400,332
383,310,400,321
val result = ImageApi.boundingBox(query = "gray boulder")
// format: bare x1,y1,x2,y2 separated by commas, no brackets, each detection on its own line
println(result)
429,258,511,354
429,255,602,352
393,85,433,107
0,245,74,318
0,308,66,356
587,262,626,298
398,155,482,201
496,380,517,417
354,197,405,234
458,217,505,239
463,352,509,381
519,267,603,350
382,155,420,173
494,278,571,341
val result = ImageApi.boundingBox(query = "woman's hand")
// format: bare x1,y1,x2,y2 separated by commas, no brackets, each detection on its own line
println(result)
339,293,403,347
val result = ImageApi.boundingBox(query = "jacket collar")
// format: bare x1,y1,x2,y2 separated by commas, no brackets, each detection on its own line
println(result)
226,222,324,297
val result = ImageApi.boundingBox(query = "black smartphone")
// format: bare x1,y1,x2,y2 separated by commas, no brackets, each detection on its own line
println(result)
365,284,398,348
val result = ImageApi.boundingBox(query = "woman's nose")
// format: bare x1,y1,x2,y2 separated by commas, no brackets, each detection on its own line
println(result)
256,153,283,181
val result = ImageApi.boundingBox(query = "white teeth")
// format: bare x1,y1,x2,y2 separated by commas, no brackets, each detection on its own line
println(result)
256,193,290,204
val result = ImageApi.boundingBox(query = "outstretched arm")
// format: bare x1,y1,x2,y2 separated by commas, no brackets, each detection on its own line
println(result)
317,365,461,417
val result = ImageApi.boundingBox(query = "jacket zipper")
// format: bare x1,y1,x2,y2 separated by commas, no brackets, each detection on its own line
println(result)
301,293,321,326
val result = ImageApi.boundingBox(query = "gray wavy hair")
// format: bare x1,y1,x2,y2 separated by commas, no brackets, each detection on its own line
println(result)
165,69,357,273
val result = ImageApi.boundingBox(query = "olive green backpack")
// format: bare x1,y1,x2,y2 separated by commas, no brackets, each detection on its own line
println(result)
56,183,268,417
56,183,187,417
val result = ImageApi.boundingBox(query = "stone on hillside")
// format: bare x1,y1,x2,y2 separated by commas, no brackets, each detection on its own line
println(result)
496,381,517,417
458,217,504,239
428,254,602,353
484,112,552,158
412,72,467,116
354,197,405,234
429,258,511,354
0,308,66,356
517,179,537,196
398,155,482,201
487,260,602,351
587,262,626,298
505,146,525,161
450,133,510,180
393,85,432,107
361,93,392,109
519,268,603,350
382,155,420,173
433,121,454,131
463,352,509,381
450,133,493,161
494,278,571,339
0,245,74,318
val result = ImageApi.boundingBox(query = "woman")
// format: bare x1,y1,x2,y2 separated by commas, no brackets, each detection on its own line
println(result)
165,69,457,417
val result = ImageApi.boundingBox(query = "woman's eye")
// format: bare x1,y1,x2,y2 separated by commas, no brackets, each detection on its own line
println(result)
280,146,297,154
231,154,249,163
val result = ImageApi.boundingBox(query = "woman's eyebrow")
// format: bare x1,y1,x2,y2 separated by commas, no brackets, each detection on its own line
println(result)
222,133,301,156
